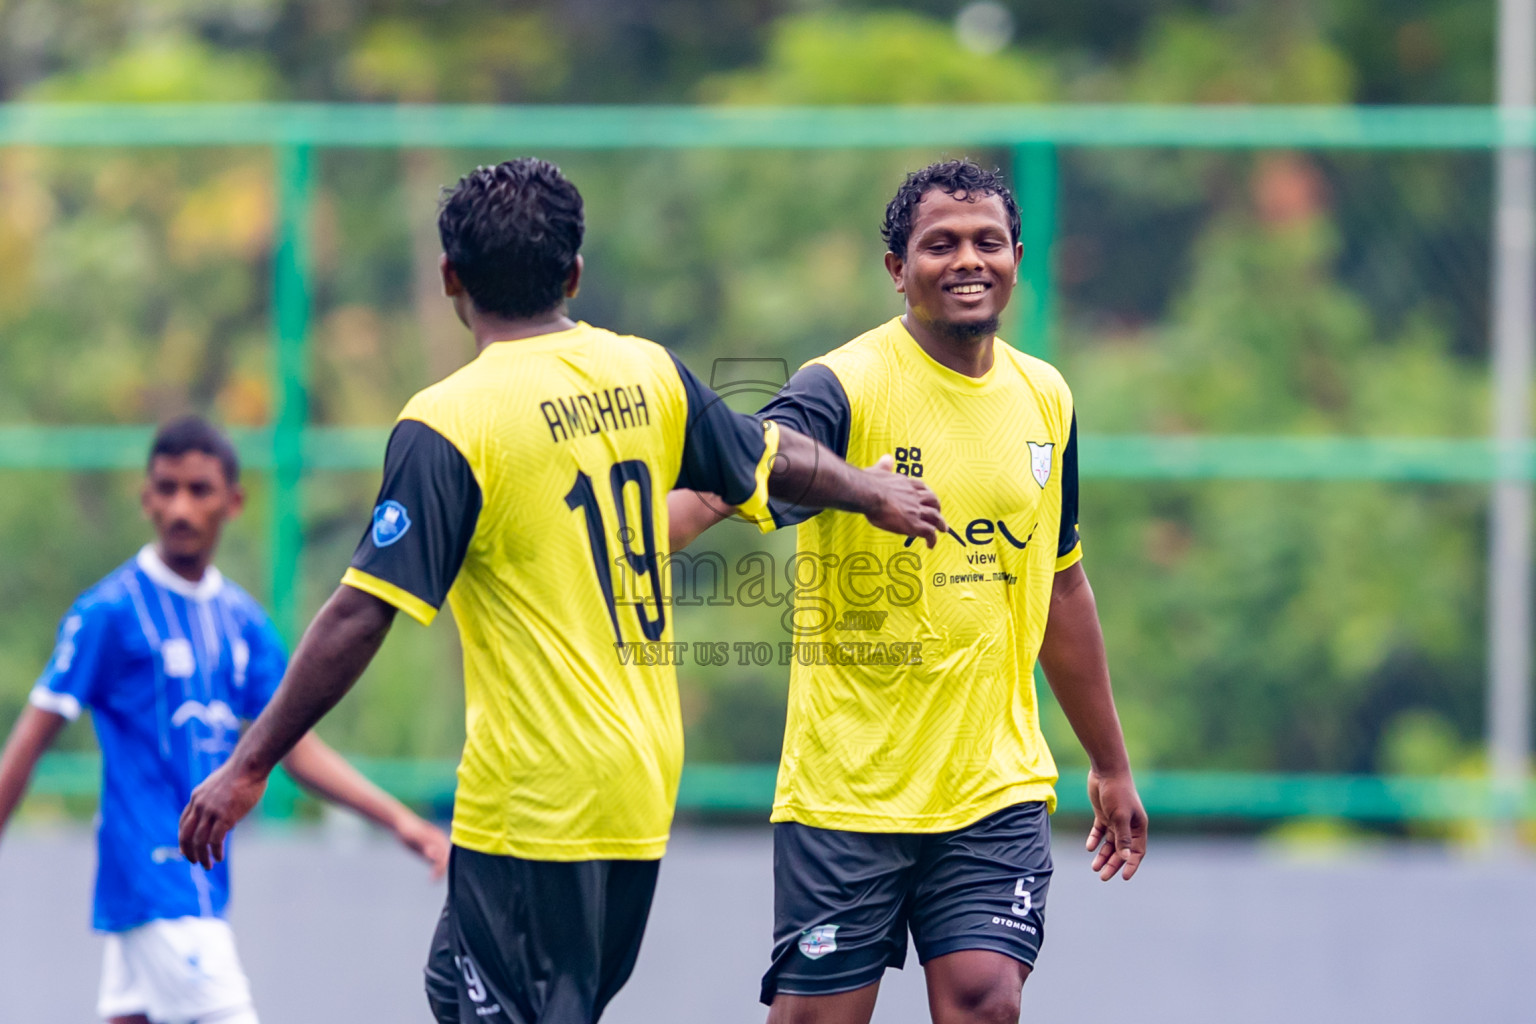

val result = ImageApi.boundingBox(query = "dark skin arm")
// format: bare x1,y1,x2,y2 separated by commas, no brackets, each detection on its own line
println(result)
1037,560,1147,880
765,429,944,543
670,442,930,551
179,585,397,869
0,706,68,842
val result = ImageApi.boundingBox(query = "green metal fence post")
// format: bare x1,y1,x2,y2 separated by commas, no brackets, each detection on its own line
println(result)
1013,143,1058,362
270,144,314,646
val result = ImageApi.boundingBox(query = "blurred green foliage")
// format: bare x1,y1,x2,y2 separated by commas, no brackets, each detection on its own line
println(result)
0,1,1509,791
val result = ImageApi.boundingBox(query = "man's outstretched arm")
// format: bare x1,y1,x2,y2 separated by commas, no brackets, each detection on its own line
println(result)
767,431,942,542
670,436,941,551
281,732,450,877
179,585,397,869
0,706,68,843
1037,562,1147,881
668,490,729,551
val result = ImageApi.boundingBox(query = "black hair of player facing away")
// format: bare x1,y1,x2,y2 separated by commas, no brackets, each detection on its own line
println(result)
881,159,1022,258
438,158,586,319
148,415,240,485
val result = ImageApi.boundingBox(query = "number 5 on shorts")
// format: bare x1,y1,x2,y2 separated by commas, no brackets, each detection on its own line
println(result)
1012,877,1034,916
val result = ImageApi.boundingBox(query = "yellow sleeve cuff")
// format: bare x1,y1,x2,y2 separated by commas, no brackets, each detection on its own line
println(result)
735,419,780,535
1054,540,1083,573
341,567,439,626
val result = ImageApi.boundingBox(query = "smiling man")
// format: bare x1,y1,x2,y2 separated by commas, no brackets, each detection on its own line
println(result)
0,416,447,1024
670,160,1148,1024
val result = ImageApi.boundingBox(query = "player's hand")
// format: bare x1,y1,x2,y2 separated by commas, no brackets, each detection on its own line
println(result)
178,761,269,870
395,813,451,880
860,454,947,547
1086,768,1147,881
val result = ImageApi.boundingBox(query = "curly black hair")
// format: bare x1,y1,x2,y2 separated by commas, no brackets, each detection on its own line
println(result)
149,415,239,485
438,158,585,319
881,159,1021,257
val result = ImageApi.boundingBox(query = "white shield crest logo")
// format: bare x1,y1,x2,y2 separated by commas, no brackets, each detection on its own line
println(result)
798,924,838,960
160,638,196,678
1028,442,1054,488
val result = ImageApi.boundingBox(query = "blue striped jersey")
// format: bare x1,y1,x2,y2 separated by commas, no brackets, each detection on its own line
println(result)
29,546,287,932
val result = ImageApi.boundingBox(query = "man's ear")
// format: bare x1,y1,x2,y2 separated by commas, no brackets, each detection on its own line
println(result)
440,254,463,297
884,251,906,294
226,484,246,522
564,254,584,299
1012,241,1023,285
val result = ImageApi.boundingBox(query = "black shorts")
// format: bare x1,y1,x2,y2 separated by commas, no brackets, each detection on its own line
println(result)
425,845,660,1024
761,801,1053,1005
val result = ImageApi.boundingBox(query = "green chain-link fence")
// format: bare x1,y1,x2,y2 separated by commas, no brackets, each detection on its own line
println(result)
4,102,1533,824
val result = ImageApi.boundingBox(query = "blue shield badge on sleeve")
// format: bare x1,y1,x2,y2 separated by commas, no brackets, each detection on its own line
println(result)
372,500,412,548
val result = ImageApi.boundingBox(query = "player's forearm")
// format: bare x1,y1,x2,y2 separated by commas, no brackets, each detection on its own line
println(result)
280,732,414,834
1038,564,1133,776
768,427,881,516
226,586,396,782
0,707,67,837
667,490,730,550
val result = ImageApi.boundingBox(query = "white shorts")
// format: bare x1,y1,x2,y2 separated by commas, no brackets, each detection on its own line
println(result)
97,916,257,1023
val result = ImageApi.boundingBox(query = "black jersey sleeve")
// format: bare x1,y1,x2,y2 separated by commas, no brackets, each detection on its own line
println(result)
669,352,774,507
756,364,852,528
1057,413,1081,562
344,419,483,624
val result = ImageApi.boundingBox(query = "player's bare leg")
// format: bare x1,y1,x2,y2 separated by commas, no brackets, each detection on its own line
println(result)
923,950,1031,1024
767,982,881,1024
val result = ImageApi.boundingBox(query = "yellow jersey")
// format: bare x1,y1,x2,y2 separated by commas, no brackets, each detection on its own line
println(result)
344,322,778,860
760,317,1080,832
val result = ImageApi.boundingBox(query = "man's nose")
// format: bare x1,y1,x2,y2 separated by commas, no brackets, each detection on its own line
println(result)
166,488,197,518
953,240,984,268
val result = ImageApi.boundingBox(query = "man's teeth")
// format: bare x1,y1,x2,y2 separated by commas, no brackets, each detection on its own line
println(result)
949,283,986,294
